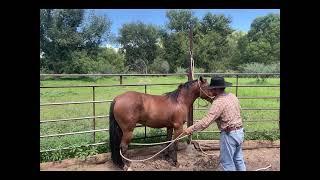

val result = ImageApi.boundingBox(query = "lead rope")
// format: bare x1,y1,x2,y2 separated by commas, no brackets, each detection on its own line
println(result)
198,80,215,100
196,81,218,157
120,133,188,162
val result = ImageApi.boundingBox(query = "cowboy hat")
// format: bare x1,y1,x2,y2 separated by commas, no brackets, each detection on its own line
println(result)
208,76,232,89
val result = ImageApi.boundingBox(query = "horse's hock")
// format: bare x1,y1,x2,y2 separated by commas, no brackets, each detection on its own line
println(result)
40,140,280,171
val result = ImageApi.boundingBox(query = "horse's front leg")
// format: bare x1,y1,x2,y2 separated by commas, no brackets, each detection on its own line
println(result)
171,126,183,167
120,130,133,171
163,127,173,159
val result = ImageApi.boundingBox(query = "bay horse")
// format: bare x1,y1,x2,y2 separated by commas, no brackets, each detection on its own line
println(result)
109,76,212,170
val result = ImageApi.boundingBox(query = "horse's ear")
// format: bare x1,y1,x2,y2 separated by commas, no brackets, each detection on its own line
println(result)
199,76,207,83
199,76,204,83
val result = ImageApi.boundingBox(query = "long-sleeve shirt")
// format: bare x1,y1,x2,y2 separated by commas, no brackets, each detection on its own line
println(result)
189,93,243,133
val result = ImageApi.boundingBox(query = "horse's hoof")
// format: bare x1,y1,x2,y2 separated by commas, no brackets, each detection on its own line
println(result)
123,165,130,171
162,152,169,158
167,159,179,167
163,154,170,160
164,156,172,162
169,161,179,167
127,167,133,171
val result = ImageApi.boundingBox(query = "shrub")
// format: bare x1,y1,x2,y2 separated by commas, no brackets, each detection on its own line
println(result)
194,67,205,73
238,62,280,82
63,51,97,74
149,57,170,73
175,67,187,77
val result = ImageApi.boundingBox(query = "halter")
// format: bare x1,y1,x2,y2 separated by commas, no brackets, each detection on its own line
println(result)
197,79,215,100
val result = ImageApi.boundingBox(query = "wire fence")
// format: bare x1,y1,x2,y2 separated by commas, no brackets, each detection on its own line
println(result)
40,73,280,153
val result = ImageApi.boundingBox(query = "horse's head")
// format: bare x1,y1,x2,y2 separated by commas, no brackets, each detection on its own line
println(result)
166,77,214,104
197,76,215,103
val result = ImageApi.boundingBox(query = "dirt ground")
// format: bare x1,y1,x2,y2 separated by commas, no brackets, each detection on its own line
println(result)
40,140,280,171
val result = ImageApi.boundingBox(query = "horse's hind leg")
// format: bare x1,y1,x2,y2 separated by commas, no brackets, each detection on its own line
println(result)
120,130,134,171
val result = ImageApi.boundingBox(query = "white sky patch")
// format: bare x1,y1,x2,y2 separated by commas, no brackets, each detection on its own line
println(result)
101,43,120,52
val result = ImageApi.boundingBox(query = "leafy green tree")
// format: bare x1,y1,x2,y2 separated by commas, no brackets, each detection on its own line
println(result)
96,48,125,73
200,13,233,37
40,9,111,73
193,13,234,72
118,22,160,73
166,9,198,32
238,14,280,65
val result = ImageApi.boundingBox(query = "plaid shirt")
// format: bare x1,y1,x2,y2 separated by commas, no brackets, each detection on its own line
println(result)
189,93,243,133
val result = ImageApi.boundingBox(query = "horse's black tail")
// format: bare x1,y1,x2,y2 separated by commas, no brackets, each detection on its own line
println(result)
109,100,124,168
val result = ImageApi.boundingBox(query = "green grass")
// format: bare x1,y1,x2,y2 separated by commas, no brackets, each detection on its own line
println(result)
40,76,280,162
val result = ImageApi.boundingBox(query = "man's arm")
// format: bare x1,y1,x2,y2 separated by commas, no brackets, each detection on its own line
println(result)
184,99,225,135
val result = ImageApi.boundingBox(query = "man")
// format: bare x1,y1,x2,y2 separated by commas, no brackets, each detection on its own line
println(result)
183,76,246,171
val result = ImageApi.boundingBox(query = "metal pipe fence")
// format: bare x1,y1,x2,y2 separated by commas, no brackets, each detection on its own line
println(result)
40,73,280,152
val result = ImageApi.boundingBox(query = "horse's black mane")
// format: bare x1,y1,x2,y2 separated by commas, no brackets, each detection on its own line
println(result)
164,80,198,102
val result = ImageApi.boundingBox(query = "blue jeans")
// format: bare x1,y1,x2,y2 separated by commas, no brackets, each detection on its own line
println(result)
219,128,246,171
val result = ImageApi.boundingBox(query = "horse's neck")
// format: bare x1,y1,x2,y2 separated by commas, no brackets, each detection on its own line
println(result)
179,89,199,107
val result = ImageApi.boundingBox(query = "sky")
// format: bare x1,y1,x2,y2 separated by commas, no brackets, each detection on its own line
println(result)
88,9,280,48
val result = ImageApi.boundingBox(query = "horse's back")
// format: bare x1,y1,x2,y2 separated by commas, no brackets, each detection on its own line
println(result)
114,91,167,113
115,91,143,97
115,91,163,102
113,91,176,128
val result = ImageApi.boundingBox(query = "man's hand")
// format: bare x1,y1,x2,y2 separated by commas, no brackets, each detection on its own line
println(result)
182,127,193,136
